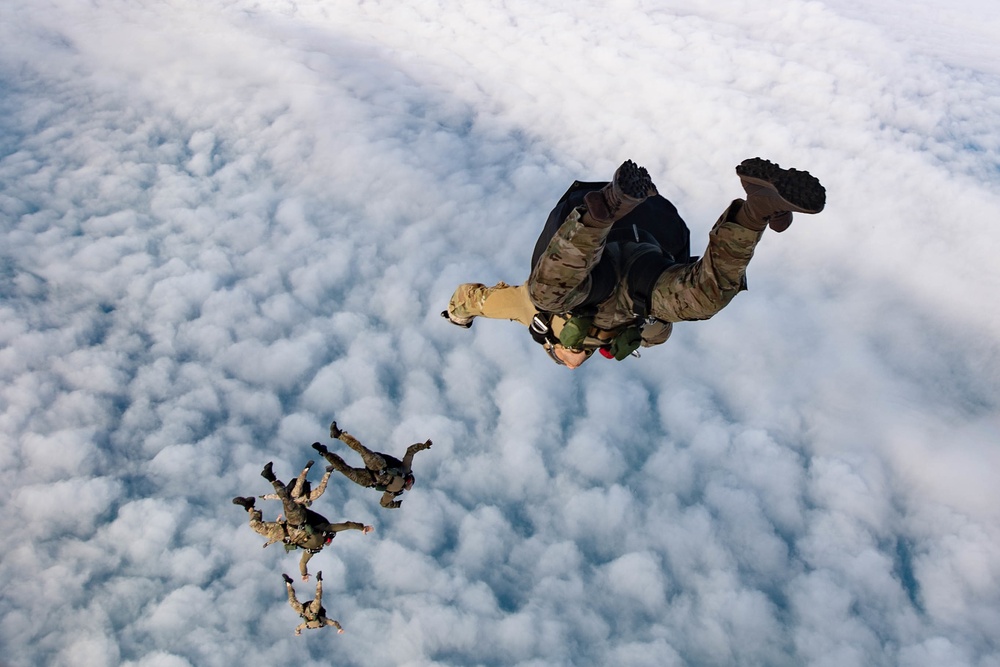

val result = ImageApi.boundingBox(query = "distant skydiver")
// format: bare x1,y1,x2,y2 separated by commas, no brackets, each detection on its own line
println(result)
312,421,432,509
442,158,825,368
282,571,344,636
232,496,373,580
259,458,333,509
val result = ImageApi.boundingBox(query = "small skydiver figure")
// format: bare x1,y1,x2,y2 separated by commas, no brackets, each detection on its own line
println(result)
312,421,432,509
282,571,344,636
442,158,825,368
232,496,373,580
259,458,333,509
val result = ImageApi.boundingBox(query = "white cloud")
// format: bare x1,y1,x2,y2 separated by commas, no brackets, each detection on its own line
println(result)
2,0,999,665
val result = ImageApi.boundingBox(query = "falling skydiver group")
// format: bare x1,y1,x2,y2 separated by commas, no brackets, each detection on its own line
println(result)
236,157,825,634
233,421,432,634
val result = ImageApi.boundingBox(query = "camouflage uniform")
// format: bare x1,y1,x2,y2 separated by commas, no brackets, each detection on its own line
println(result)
446,196,762,363
315,424,431,509
284,573,343,635
235,499,369,578
259,460,332,509
287,509,369,579
529,199,762,325
245,506,290,548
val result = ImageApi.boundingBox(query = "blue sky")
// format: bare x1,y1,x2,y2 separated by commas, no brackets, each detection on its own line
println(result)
1,1,999,665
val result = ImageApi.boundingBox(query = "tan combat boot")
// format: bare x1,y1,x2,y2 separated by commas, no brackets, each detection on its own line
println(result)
583,159,658,225
734,157,826,232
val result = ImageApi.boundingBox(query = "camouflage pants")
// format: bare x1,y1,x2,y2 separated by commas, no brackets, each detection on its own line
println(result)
649,200,763,321
321,431,385,488
287,580,322,618
527,205,613,314
267,478,309,527
530,200,763,322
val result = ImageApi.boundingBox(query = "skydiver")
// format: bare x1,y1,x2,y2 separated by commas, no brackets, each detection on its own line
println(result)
282,571,344,636
258,458,333,509
442,158,825,368
232,496,374,580
311,421,432,509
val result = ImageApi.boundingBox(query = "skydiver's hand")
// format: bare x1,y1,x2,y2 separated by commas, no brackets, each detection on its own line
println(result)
362,525,374,534
338,628,344,634
295,629,302,636
302,574,310,582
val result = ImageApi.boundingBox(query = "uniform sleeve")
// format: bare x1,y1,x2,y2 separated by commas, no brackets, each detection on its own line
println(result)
327,521,367,533
401,441,429,470
299,550,315,578
640,320,673,347
448,282,536,326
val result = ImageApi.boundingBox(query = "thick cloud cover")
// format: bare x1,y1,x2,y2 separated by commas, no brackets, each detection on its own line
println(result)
2,0,999,665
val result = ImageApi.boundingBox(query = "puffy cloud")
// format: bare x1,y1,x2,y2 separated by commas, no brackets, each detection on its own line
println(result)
2,0,999,665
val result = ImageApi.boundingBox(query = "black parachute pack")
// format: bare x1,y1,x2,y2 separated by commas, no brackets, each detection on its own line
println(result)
528,180,693,358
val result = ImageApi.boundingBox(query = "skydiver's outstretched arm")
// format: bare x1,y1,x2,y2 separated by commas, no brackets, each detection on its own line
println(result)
294,621,308,636
299,550,316,581
445,282,536,327
319,521,372,534
327,618,344,633
401,439,432,470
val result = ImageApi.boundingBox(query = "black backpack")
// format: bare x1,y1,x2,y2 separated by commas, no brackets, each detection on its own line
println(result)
530,181,693,319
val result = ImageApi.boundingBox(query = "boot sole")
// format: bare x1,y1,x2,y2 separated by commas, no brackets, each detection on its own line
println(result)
615,159,655,201
736,158,826,213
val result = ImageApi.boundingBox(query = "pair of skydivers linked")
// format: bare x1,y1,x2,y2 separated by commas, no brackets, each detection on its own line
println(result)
232,420,432,635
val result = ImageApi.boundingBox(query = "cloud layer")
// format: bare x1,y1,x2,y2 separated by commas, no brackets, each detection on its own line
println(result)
2,1,999,665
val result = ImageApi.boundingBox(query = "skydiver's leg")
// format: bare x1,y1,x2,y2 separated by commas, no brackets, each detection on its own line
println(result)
526,205,613,314
332,428,388,473
272,481,309,526
648,201,763,322
286,581,304,614
262,463,309,526
528,160,656,314
650,159,824,322
317,449,377,488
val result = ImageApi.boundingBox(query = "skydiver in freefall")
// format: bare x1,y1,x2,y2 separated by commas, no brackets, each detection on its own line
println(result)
312,421,432,509
442,158,825,368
